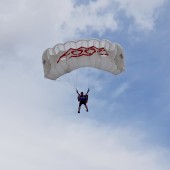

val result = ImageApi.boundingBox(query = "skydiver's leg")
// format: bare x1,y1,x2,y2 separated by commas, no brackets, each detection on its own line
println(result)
85,103,88,112
78,106,81,113
78,106,80,113
78,102,82,113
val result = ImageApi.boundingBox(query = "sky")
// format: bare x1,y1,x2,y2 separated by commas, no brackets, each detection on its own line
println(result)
0,0,170,169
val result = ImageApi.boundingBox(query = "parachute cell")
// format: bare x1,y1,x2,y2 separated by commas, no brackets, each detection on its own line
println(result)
42,39,125,80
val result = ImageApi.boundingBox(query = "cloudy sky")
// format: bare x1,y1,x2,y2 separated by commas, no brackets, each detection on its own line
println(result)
0,0,170,169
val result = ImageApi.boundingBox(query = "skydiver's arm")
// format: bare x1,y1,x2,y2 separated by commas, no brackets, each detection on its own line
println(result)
76,89,80,95
86,88,90,95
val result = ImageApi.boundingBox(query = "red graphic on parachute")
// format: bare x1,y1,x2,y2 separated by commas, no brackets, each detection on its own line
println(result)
57,46,108,63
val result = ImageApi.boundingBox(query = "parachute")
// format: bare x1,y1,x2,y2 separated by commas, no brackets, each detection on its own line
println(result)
42,39,125,81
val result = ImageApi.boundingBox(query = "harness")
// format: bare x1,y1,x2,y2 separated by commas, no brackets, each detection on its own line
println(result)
78,95,88,102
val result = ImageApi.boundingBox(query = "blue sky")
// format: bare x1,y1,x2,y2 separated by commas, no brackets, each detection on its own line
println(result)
0,0,170,169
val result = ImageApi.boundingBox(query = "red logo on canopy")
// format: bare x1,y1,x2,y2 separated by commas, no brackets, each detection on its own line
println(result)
57,46,108,63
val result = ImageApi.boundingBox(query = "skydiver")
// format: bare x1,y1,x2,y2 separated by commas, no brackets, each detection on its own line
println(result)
76,88,89,113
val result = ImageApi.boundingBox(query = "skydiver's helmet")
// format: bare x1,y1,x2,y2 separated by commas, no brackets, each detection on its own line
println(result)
81,92,84,95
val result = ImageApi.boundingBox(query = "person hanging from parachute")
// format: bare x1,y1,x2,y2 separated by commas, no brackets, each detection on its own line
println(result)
76,88,89,113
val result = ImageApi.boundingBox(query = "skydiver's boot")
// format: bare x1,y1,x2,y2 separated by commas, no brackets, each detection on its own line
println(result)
78,106,80,113
85,105,88,112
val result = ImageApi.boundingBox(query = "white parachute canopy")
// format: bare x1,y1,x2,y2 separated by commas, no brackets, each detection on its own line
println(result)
42,39,125,80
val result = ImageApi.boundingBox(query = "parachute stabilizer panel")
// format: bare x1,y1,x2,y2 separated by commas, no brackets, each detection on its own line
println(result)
42,39,125,80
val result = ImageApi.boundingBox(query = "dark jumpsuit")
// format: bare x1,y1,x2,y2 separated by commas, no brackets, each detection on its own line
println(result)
78,95,88,107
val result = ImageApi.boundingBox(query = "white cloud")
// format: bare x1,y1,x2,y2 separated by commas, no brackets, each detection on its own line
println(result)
0,108,170,170
115,0,166,31
62,0,119,36
0,0,167,53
